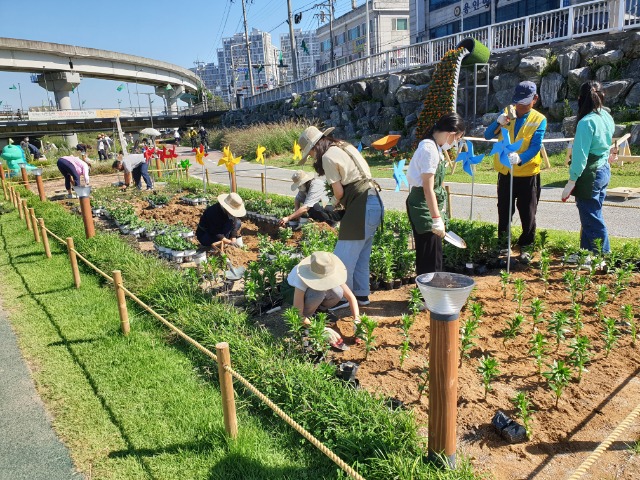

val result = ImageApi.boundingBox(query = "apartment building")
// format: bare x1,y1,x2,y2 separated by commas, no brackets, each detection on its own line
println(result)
280,29,321,82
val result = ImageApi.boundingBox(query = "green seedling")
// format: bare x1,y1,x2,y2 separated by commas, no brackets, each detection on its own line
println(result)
460,316,481,364
511,391,535,440
529,330,549,375
602,317,620,357
356,314,378,358
408,287,422,318
621,304,637,346
539,249,551,293
308,313,330,357
283,307,305,345
628,439,640,456
500,270,511,299
563,271,578,306
279,227,293,242
503,314,524,344
548,311,570,347
572,303,583,334
575,249,590,272
595,284,608,319
530,298,544,326
417,361,430,401
576,275,590,302
399,314,415,368
567,335,591,382
513,279,526,312
470,301,484,323
543,360,572,408
613,264,634,297
477,355,500,399
538,230,548,250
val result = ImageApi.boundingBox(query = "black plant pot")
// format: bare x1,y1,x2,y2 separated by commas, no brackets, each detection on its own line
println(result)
382,281,393,290
393,279,402,289
370,280,380,291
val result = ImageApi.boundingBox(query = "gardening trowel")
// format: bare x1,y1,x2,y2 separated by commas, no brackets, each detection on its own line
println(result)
225,259,245,281
444,231,466,249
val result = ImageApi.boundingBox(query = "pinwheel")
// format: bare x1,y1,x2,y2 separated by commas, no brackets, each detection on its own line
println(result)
219,145,241,192
292,140,302,162
393,159,409,192
159,146,168,163
456,139,485,221
193,144,209,192
143,146,156,161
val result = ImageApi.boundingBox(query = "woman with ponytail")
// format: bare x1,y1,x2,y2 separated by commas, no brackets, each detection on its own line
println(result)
406,112,465,274
561,81,615,254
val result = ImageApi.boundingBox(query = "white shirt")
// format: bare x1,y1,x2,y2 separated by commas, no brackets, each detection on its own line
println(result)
287,265,308,292
407,139,443,188
122,154,146,172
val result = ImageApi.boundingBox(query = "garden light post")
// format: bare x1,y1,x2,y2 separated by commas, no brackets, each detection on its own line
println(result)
34,168,46,201
73,186,95,239
416,272,475,468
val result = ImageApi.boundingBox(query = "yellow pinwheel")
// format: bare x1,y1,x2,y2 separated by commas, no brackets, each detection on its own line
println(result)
292,140,302,162
218,145,241,173
193,145,208,166
256,145,266,164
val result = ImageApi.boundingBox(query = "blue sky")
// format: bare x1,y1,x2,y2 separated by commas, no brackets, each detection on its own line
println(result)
0,0,361,112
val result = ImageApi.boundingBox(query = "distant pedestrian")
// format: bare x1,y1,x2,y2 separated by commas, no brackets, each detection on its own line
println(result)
189,127,198,149
57,155,90,197
199,126,209,153
97,135,107,161
112,153,153,190
173,128,180,145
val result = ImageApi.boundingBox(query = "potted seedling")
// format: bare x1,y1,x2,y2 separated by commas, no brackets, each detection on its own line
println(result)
543,360,572,409
478,355,500,399
381,249,395,290
511,391,535,440
513,279,526,313
283,307,305,347
417,360,429,401
500,270,511,299
399,314,414,368
567,335,591,382
355,314,377,359
602,317,620,357
307,313,330,361
548,311,570,349
503,314,524,345
621,305,637,346
528,330,549,375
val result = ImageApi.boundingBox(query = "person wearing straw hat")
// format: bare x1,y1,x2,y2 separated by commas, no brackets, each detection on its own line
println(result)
298,126,383,310
279,170,336,228
288,251,358,350
196,192,246,248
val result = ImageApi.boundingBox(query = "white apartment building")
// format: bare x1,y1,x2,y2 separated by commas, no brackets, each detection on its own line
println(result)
317,0,410,71
280,29,321,82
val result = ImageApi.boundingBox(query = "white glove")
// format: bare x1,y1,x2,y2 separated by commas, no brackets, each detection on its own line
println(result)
497,113,509,126
562,180,576,202
508,152,521,165
431,216,445,238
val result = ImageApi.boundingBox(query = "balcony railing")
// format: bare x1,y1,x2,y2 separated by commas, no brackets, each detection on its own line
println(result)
243,0,639,108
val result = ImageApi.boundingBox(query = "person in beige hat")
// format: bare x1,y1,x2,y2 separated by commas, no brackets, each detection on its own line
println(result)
297,126,383,310
279,170,336,228
196,192,246,247
287,251,360,349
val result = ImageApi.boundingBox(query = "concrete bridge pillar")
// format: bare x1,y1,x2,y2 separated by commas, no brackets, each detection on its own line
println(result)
155,84,185,114
38,72,81,147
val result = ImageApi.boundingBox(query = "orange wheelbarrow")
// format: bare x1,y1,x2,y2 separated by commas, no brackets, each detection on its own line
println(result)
371,135,401,152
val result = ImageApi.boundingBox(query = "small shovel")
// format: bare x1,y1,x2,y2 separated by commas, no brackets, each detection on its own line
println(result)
444,231,466,249
225,259,245,281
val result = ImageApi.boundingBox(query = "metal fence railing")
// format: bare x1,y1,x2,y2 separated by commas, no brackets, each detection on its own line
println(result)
243,0,640,108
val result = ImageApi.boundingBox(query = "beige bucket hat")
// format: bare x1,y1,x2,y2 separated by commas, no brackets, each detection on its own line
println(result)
217,192,246,217
297,251,347,291
290,170,315,191
298,126,335,165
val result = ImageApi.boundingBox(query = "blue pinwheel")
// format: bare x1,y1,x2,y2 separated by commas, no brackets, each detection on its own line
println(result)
491,128,523,169
357,141,363,152
456,140,484,176
393,159,409,192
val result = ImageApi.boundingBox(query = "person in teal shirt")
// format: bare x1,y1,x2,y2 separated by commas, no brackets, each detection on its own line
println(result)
561,81,614,254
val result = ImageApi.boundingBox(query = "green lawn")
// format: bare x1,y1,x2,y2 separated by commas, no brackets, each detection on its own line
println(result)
0,208,334,479
263,149,640,189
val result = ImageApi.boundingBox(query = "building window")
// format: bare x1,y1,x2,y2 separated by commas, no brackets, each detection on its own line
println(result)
496,0,558,23
394,18,408,31
463,11,491,31
348,26,360,41
429,0,457,11
320,39,331,52
335,32,346,45
429,20,460,39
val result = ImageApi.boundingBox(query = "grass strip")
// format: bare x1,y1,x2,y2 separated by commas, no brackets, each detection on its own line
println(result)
0,207,336,479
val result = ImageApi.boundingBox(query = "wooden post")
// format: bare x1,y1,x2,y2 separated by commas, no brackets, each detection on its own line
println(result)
22,199,32,231
39,218,51,258
205,169,210,185
540,145,551,169
17,193,23,219
428,313,460,468
185,167,190,180
9,186,15,206
112,270,130,335
35,174,46,201
155,157,162,178
445,185,452,219
20,165,29,188
0,163,7,200
230,170,237,193
29,208,40,243
565,142,573,165
261,172,266,194
78,196,95,239
216,342,238,438
66,237,81,289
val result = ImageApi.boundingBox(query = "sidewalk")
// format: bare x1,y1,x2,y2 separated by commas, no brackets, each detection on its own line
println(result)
183,150,640,239
0,304,79,480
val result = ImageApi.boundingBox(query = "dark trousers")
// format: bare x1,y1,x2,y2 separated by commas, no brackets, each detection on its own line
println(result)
307,203,340,227
196,219,241,247
132,162,153,189
56,158,80,191
98,149,107,161
412,230,443,275
497,173,541,248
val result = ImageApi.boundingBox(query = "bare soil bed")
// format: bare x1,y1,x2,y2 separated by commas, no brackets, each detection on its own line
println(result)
48,179,640,480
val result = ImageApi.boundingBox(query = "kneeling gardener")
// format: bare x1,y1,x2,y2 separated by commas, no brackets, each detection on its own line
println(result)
196,192,245,248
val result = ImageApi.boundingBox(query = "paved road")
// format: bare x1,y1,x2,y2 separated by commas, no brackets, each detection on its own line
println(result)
183,149,640,239
0,306,79,480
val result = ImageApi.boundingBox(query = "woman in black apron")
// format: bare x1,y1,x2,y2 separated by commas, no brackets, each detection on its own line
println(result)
406,112,465,274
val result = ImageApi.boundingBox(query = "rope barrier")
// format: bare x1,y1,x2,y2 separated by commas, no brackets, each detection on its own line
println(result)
567,402,640,480
43,226,66,245
71,249,113,283
224,364,365,480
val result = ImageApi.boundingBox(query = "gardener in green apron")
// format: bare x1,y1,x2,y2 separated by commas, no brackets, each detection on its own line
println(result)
406,112,465,274
561,81,614,255
297,126,383,311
